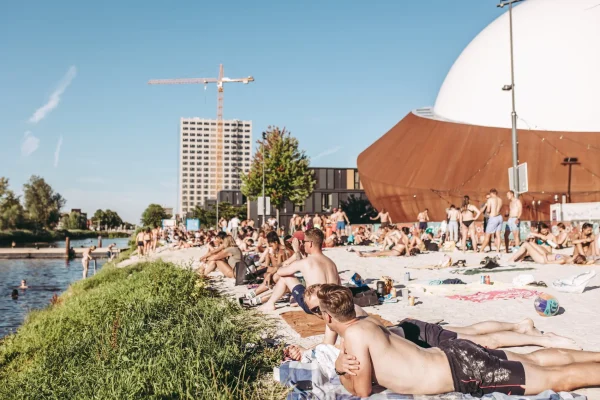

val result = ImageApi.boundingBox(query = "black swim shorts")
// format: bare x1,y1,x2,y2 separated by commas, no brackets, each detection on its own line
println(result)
399,319,458,348
291,284,312,314
419,222,428,230
438,339,526,397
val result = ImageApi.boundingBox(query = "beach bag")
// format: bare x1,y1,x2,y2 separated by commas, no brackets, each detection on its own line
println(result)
350,286,379,307
234,261,251,286
442,241,456,252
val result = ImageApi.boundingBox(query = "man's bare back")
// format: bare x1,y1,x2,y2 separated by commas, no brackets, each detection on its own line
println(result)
486,197,502,217
296,253,340,287
343,317,453,396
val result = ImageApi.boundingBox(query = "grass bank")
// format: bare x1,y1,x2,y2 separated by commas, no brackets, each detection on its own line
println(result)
0,229,130,245
0,261,285,399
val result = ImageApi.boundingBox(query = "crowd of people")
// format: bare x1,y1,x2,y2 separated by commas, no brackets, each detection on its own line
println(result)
124,195,600,397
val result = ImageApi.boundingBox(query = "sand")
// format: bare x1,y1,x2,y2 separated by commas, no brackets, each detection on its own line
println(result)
119,245,600,398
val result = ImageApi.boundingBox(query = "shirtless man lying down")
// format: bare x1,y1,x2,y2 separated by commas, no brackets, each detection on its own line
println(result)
314,284,600,397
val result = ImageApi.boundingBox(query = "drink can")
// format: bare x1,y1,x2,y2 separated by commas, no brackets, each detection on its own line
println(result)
408,296,415,306
404,272,411,282
376,281,386,297
480,275,485,284
390,287,397,298
485,275,491,285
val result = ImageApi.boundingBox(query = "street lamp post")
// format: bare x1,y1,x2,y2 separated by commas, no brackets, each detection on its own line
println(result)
262,132,267,226
498,0,524,198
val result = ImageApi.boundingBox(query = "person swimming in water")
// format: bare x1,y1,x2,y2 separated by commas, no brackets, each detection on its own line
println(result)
19,279,28,289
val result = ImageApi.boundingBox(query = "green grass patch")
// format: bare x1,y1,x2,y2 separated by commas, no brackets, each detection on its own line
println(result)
0,261,286,399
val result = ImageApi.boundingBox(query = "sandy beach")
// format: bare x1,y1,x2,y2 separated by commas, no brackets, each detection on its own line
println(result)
120,245,600,398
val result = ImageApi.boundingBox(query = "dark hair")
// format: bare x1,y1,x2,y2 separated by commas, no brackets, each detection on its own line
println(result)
245,238,254,244
450,204,456,209
266,231,279,244
461,196,470,212
401,227,410,235
217,231,227,240
508,190,515,195
490,188,498,194
305,228,324,247
582,222,593,230
409,248,421,256
11,289,18,298
557,222,566,230
573,254,586,265
317,284,356,322
538,222,549,231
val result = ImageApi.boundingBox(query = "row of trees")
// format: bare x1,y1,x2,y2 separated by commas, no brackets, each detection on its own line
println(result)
1,176,126,231
1,176,65,230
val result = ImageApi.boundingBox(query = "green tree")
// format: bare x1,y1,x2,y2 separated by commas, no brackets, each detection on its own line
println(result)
340,195,375,224
240,126,315,222
61,211,88,230
0,178,26,230
91,209,106,228
22,175,65,229
141,204,169,228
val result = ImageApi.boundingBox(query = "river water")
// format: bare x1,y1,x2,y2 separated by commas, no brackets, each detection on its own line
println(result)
0,238,130,338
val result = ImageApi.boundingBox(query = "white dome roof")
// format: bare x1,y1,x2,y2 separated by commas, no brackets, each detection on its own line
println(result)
434,0,600,132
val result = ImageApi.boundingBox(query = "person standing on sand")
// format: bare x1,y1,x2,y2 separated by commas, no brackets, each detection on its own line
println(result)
136,230,145,256
459,196,481,252
445,205,460,243
370,208,392,228
151,226,161,252
479,189,503,253
82,245,96,279
313,213,323,230
335,207,350,237
505,190,522,253
417,209,429,237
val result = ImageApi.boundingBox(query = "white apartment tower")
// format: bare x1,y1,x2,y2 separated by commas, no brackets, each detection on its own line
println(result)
179,118,252,214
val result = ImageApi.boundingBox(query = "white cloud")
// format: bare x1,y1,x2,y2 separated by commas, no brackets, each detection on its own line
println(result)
76,177,106,184
21,131,40,156
53,135,63,167
312,146,342,161
29,66,77,124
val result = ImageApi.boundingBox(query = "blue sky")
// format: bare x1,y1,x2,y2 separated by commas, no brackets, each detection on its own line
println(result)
0,0,505,223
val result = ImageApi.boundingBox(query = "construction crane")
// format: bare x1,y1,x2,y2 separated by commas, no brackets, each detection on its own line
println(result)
148,64,254,226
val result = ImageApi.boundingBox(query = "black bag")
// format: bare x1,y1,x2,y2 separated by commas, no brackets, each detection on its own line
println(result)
234,261,249,286
350,286,379,307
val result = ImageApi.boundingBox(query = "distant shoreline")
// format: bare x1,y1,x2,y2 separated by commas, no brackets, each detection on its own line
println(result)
0,230,130,246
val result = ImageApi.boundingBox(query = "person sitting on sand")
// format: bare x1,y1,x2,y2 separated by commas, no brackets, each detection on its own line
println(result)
511,242,586,265
352,226,369,245
244,232,290,300
555,222,569,248
316,284,600,397
572,222,598,259
200,236,242,278
324,231,339,248
529,222,558,250
251,230,340,342
19,279,28,289
285,284,582,363
358,227,409,257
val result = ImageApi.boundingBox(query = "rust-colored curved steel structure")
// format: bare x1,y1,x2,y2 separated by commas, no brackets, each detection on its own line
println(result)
357,113,600,222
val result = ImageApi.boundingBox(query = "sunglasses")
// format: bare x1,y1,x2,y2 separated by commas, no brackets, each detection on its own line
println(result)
303,240,313,244
310,305,321,315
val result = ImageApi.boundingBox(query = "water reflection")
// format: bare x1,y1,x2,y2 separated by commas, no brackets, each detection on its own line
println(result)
0,258,107,338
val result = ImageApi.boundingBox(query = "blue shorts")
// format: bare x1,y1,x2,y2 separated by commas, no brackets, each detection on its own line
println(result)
507,217,520,232
291,284,312,314
485,215,503,234
336,221,346,231
419,222,428,230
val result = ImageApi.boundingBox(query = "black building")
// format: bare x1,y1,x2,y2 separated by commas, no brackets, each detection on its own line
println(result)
245,167,367,229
